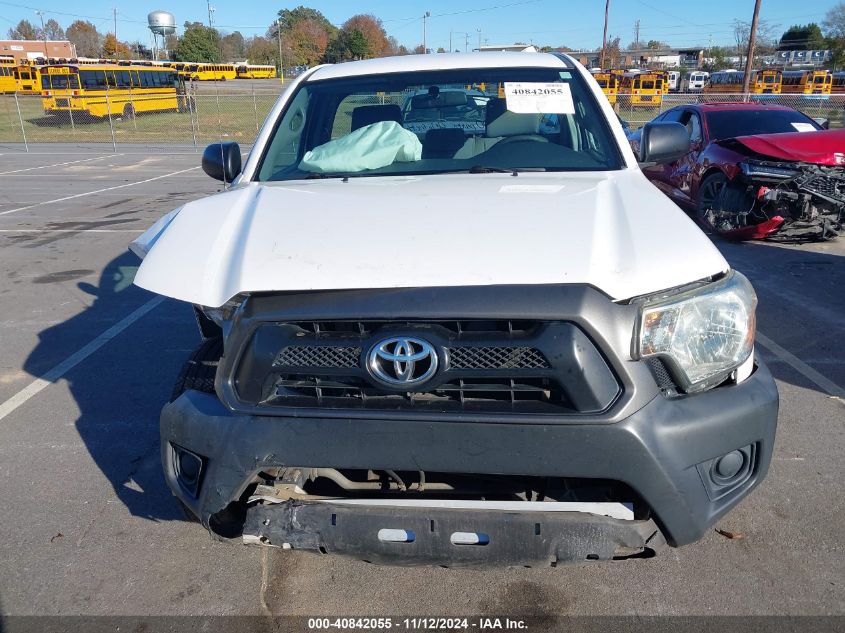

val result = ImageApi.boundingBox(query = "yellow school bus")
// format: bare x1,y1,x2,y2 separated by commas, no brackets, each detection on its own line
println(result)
592,71,618,105
236,64,276,79
41,64,187,119
193,63,236,81
704,70,782,94
618,71,664,107
13,60,40,93
781,70,832,95
832,71,845,94
0,56,16,93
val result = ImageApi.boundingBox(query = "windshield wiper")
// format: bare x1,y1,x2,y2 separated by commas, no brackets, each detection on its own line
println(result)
468,165,546,175
304,172,349,179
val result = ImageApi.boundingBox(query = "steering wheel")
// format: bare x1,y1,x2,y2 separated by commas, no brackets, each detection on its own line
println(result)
497,134,550,145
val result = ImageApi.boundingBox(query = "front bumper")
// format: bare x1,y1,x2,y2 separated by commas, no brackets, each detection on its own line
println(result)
161,360,778,564
242,502,663,566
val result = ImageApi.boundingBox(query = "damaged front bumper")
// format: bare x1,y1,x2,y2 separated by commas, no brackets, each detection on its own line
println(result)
160,359,778,566
241,500,664,566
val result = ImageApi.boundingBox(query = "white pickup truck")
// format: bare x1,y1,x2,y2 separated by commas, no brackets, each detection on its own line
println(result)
131,52,778,566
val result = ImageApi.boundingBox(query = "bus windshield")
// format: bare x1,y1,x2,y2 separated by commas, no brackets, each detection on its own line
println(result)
41,73,80,90
256,67,623,182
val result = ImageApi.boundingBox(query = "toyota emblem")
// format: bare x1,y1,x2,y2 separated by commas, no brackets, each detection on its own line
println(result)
366,336,439,387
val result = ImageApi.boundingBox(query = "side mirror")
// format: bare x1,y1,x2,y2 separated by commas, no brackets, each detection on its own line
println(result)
202,141,242,182
639,122,690,165
812,117,830,130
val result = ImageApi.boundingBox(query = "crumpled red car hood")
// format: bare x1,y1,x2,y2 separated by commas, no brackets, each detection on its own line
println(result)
718,129,845,166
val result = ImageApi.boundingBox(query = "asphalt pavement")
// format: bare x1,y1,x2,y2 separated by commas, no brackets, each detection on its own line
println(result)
0,145,842,619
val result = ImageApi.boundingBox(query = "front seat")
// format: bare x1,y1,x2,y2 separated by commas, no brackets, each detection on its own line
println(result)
350,104,403,131
484,97,545,140
422,128,466,159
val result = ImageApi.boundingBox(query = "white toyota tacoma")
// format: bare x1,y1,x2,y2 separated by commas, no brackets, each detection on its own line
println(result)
131,52,778,566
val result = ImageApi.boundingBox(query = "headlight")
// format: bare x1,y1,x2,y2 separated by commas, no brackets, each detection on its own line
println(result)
739,160,799,180
635,272,756,393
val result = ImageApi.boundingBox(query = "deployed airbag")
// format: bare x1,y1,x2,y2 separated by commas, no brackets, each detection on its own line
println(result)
300,121,423,173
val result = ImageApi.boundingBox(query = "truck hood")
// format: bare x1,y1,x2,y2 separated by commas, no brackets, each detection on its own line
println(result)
716,128,845,166
132,171,728,307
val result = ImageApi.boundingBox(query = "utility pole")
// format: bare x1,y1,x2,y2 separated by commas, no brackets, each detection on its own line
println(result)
599,0,610,70
477,28,481,52
207,1,215,27
113,7,117,41
634,19,640,48
465,32,469,52
422,12,430,54
35,10,48,58
741,0,761,96
276,19,283,80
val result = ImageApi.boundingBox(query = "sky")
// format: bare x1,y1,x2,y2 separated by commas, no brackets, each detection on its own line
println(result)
0,0,838,52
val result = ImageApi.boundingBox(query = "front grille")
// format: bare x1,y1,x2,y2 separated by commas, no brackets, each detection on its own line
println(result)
268,375,558,412
274,345,361,368
647,357,678,394
796,171,845,204
273,343,549,371
448,346,549,370
234,319,621,415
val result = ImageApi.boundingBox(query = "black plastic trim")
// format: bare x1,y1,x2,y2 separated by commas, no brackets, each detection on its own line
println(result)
215,285,655,424
242,502,663,567
164,358,779,548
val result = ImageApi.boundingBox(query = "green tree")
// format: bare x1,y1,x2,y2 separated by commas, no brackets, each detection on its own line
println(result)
244,35,277,66
276,6,335,34
174,22,221,63
599,36,622,69
102,33,131,59
270,7,336,67
8,19,38,40
221,31,245,61
42,18,65,40
823,3,845,68
323,28,369,62
823,2,845,38
779,24,825,50
66,20,101,57
342,14,389,57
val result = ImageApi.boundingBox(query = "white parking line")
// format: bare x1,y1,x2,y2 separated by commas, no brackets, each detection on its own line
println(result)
756,332,845,400
0,166,200,217
0,296,165,422
0,155,120,176
0,229,144,233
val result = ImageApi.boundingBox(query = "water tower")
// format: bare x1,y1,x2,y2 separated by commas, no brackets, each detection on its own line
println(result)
148,10,176,60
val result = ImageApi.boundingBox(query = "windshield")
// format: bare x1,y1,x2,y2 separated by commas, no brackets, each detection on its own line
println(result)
41,73,80,90
706,109,821,140
256,67,623,181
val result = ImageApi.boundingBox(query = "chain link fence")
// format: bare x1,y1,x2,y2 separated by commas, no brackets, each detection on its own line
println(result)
1,89,842,151
615,93,845,129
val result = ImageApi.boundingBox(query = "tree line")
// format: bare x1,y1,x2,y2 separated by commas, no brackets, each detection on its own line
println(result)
596,3,845,72
8,3,845,71
4,6,417,68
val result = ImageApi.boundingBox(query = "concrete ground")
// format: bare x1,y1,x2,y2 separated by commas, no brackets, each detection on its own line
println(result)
0,146,842,618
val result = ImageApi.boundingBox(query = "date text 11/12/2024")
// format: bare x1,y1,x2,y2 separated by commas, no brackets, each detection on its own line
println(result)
307,617,529,630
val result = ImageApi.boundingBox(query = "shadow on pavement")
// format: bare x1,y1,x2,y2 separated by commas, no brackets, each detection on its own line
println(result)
713,236,845,396
22,251,192,522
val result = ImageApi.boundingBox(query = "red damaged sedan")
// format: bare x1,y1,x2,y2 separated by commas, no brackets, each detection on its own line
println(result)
630,103,845,240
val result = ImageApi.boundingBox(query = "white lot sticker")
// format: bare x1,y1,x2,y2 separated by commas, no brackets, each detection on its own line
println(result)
791,122,817,132
504,82,575,114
